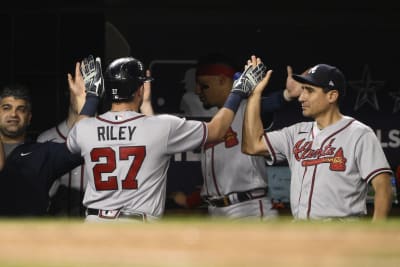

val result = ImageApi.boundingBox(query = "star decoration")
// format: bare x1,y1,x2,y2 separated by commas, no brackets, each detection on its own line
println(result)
348,65,385,111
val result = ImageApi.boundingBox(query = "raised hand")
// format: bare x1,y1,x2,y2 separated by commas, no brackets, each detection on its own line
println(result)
252,69,273,95
283,65,303,101
80,55,104,98
231,55,267,97
67,62,86,99
143,69,153,103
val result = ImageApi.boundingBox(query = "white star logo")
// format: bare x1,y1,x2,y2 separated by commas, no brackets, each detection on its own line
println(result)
348,65,385,111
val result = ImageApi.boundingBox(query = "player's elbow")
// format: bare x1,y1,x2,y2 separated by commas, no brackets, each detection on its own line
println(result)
206,122,227,143
241,137,267,156
241,139,259,155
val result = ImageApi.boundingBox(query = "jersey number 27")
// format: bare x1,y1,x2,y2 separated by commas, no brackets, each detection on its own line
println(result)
90,146,146,191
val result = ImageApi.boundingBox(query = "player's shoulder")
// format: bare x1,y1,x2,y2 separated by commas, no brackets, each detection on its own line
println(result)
75,116,97,127
12,139,65,157
286,120,313,133
152,114,205,129
37,127,57,142
152,114,186,122
344,116,374,134
37,120,68,142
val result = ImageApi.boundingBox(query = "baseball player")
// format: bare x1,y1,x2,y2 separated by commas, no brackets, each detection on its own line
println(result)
173,53,301,220
67,55,264,222
172,54,299,220
242,62,393,221
37,68,154,217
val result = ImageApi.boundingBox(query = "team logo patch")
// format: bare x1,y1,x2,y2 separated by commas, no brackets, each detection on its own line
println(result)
204,127,239,149
293,138,347,171
224,127,239,148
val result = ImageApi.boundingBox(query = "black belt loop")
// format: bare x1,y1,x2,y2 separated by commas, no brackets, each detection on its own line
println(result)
87,208,99,215
205,187,268,208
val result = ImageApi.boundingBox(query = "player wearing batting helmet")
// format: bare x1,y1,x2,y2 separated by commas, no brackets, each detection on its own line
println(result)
242,60,393,221
67,55,267,222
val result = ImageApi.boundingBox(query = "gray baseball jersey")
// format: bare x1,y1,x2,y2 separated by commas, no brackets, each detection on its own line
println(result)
67,111,206,218
264,115,392,219
37,120,86,216
201,101,276,218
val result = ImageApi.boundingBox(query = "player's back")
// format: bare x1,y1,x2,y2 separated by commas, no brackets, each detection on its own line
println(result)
67,110,206,218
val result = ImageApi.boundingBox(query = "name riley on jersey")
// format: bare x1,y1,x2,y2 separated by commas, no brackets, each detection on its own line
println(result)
97,126,136,141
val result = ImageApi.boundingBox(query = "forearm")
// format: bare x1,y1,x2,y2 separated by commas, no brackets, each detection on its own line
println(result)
372,174,393,221
206,107,235,142
66,105,78,129
77,94,99,122
373,193,392,221
140,100,154,115
242,91,268,156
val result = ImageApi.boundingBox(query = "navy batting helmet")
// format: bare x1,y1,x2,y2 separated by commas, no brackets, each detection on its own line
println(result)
104,57,149,101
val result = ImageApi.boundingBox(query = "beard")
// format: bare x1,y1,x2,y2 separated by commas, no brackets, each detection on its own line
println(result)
0,124,28,139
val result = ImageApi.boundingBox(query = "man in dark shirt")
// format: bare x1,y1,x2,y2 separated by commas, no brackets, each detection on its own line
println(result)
0,58,98,216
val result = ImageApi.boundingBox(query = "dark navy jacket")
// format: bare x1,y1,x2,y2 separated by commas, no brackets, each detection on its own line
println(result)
0,140,83,216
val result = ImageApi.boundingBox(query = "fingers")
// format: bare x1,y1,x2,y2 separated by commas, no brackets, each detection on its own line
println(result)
287,65,293,76
144,69,152,83
95,57,102,70
244,55,263,70
75,62,81,79
67,73,73,88
254,70,273,93
244,60,251,71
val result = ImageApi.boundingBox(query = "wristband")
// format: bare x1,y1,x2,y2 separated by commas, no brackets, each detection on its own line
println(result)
79,94,99,116
223,92,242,113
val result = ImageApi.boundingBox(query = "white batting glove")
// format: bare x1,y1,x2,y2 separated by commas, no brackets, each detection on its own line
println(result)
231,62,267,97
80,55,105,98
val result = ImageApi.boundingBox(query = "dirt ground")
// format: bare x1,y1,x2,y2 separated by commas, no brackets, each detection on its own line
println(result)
0,217,399,267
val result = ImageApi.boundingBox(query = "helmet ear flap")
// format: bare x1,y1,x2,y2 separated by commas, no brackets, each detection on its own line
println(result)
104,57,146,101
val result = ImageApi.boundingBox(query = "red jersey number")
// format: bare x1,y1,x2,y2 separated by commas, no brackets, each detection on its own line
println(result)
90,146,146,191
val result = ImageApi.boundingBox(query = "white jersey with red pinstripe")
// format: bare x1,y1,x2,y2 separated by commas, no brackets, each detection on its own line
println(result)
200,101,277,219
67,111,207,219
264,115,392,219
37,120,86,216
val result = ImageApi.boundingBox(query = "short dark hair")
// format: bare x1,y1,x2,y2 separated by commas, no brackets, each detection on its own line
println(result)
0,83,32,111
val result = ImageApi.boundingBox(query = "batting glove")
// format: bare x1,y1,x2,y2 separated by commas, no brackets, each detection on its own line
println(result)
231,62,267,97
80,55,105,98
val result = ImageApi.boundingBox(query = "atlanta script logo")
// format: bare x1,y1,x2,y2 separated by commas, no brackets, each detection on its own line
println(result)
293,138,347,171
